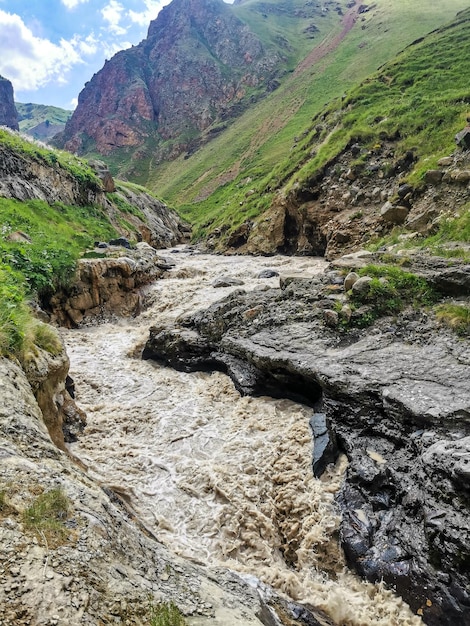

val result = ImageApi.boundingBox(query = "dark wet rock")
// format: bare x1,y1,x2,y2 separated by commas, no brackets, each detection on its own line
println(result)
212,276,245,288
143,260,470,626
109,236,132,249
310,413,338,478
258,269,280,279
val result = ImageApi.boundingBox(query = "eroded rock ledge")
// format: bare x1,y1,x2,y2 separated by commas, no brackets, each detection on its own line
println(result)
48,244,172,327
143,255,470,626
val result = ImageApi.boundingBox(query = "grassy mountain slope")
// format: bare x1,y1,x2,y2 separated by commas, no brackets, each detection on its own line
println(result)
145,0,469,239
0,130,174,356
16,103,72,131
16,102,72,142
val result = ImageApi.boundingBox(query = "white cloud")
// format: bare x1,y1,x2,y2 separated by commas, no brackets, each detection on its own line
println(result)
61,0,89,8
128,0,165,27
76,33,99,56
101,0,127,35
0,10,92,92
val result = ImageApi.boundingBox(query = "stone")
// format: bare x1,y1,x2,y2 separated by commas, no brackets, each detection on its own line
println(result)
380,201,409,224
450,169,470,183
257,269,279,279
310,413,338,478
109,237,132,249
424,169,444,184
323,309,339,328
212,277,245,288
455,127,470,149
88,159,116,192
351,275,373,295
437,156,453,167
344,271,359,292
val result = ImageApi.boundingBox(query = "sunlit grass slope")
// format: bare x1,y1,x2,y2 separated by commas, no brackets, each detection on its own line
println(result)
146,0,469,239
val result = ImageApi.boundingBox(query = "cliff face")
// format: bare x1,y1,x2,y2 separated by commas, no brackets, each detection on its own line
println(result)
57,0,279,158
0,142,189,248
0,76,19,131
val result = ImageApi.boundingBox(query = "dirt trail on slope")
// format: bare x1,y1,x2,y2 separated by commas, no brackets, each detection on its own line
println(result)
294,0,362,77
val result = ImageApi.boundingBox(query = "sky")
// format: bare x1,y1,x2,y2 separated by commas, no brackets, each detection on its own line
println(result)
0,0,171,110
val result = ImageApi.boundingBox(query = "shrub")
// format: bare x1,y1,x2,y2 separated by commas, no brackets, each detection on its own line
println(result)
148,601,187,626
435,303,470,336
22,488,71,546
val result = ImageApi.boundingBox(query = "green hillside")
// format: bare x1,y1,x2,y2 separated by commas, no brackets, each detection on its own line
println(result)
144,0,469,239
16,102,72,131
0,130,160,357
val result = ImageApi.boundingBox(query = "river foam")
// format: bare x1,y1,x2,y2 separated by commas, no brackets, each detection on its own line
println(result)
64,249,421,626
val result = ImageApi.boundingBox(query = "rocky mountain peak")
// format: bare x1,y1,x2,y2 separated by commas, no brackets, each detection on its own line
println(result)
0,75,19,131
57,0,279,161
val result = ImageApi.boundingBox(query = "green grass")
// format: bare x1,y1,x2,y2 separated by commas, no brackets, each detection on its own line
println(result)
0,128,99,187
366,205,470,261
16,102,72,132
141,0,470,242
0,197,118,296
348,264,437,326
435,303,470,336
0,263,31,355
148,601,187,626
22,488,71,546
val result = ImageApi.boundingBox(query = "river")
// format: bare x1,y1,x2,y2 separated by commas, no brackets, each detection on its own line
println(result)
63,249,421,626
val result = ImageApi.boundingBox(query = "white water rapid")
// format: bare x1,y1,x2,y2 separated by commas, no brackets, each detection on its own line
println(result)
63,249,421,626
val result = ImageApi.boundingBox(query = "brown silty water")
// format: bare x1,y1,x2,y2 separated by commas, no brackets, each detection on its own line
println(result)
63,250,421,626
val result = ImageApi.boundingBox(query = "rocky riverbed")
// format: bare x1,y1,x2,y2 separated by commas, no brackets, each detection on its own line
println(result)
1,246,467,625
62,249,425,626
142,248,470,626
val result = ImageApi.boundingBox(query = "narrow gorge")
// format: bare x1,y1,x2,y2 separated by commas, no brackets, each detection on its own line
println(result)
62,249,425,626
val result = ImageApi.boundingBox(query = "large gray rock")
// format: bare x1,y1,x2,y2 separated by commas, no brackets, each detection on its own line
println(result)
144,269,470,626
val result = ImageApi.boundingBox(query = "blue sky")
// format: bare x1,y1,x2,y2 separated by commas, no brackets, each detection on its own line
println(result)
0,0,171,109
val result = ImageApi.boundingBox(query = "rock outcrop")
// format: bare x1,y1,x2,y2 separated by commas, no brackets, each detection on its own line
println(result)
0,142,189,248
48,244,172,327
0,76,19,131
56,0,280,162
231,146,470,259
143,254,470,626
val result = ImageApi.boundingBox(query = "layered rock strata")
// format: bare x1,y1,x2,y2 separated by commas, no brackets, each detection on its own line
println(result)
48,244,172,327
143,254,470,626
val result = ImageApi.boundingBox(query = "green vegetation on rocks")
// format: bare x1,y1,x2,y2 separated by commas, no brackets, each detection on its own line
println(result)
148,601,187,626
147,1,470,241
22,488,71,546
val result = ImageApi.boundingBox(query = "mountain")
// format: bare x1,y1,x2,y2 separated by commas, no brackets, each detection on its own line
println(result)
16,102,72,143
54,0,469,247
56,0,293,163
0,75,19,131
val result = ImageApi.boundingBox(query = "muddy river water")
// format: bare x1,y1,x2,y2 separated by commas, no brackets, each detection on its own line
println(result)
63,249,421,626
